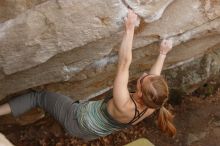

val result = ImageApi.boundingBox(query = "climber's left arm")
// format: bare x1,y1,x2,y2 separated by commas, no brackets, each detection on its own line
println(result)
149,39,173,75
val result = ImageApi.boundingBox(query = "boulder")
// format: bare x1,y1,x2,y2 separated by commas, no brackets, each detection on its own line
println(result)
0,0,220,102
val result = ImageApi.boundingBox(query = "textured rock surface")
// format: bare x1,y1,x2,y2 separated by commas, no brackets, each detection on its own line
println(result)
123,0,174,22
0,0,220,101
0,0,48,23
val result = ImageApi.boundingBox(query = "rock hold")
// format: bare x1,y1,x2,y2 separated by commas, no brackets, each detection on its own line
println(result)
122,0,174,23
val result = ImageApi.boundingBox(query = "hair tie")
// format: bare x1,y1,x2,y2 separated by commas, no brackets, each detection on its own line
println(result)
161,98,168,107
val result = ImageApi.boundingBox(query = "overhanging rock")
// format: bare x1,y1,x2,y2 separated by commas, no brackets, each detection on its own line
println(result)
0,0,220,101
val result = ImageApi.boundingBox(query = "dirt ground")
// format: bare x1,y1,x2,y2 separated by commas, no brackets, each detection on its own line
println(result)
1,88,220,146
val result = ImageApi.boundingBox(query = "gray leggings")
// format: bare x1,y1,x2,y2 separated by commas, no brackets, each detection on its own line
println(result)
8,91,98,140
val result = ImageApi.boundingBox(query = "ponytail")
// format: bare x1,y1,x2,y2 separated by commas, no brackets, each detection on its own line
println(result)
140,75,176,136
157,106,176,137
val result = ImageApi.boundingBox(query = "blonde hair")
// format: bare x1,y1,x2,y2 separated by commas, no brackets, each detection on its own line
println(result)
141,76,176,136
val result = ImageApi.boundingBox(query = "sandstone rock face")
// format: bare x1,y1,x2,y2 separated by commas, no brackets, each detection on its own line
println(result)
123,0,174,22
0,0,48,23
0,0,220,101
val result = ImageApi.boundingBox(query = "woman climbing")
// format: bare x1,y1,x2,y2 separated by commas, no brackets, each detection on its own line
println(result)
0,9,176,141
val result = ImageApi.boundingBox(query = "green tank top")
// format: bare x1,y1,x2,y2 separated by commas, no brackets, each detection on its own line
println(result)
76,90,148,138
76,99,129,137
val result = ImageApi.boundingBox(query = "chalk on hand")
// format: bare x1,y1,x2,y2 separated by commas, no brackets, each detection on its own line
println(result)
123,0,174,23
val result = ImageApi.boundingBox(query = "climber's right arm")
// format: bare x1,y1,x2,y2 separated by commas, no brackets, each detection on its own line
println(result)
112,10,137,110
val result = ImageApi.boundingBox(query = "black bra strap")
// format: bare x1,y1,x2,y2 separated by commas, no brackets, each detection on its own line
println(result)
103,91,148,125
130,94,139,121
128,94,148,124
129,107,148,124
